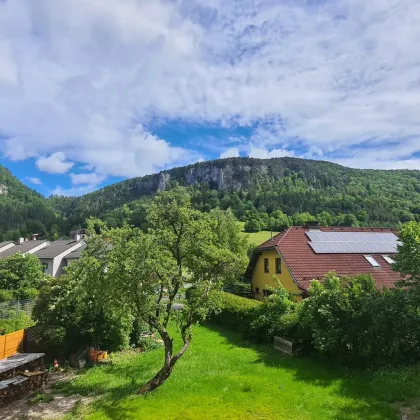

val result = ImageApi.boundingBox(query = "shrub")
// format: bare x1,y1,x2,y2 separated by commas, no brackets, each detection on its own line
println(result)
209,291,261,335
0,311,34,335
299,272,420,366
223,282,253,298
138,337,162,352
249,285,299,342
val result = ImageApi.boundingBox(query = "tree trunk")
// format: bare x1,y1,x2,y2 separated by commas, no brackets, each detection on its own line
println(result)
139,329,191,394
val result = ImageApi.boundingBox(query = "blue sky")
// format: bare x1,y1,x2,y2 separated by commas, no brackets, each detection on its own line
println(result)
0,0,419,196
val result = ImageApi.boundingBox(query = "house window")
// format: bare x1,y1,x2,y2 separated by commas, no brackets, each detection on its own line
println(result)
275,258,282,274
42,262,49,273
382,255,395,264
255,287,260,295
364,255,381,267
264,258,269,273
263,289,273,297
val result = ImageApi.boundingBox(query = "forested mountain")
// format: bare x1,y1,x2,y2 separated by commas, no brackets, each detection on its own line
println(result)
49,157,420,231
0,166,62,240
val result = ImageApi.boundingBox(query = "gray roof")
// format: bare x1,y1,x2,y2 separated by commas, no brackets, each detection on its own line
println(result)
64,244,86,260
0,241,48,258
34,240,84,259
0,241,14,249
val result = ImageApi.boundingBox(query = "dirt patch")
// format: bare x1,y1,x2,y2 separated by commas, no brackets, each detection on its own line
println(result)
391,399,420,420
0,371,92,420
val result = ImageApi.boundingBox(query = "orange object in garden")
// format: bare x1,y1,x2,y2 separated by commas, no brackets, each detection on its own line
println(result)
53,358,59,369
89,348,99,362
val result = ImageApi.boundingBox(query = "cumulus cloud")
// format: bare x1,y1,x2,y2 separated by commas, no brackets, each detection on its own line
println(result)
36,152,74,174
70,172,106,186
25,177,42,185
0,0,419,177
248,145,295,159
220,147,240,159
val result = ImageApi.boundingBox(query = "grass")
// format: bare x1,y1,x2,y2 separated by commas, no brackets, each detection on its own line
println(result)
238,222,280,246
56,324,420,420
27,392,54,405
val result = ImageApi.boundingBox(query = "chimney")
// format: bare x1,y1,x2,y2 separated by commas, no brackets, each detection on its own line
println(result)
75,233,81,242
305,221,320,230
18,237,24,244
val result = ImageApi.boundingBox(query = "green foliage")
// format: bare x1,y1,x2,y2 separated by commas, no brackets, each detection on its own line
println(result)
0,253,46,300
0,311,34,334
394,221,420,286
300,272,420,366
138,337,163,352
249,283,299,342
244,218,260,232
27,393,54,405
33,276,133,357
209,291,261,335
0,165,64,237
49,157,420,232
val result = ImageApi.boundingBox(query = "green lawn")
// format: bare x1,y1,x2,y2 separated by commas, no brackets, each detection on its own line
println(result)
238,222,280,246
58,324,420,420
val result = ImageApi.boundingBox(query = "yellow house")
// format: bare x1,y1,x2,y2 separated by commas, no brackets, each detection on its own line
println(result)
248,247,303,300
244,225,401,301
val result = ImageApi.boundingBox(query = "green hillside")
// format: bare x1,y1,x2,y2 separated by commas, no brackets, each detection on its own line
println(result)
49,157,420,231
0,166,62,240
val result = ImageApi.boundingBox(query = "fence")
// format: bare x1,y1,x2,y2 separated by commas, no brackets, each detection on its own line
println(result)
0,299,36,320
0,329,25,359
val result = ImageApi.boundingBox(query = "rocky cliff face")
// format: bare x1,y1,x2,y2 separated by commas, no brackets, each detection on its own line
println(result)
155,162,269,192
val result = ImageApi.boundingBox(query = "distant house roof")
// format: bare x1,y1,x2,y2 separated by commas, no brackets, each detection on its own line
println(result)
64,244,86,260
0,240,48,258
34,240,84,259
245,226,402,291
0,241,14,249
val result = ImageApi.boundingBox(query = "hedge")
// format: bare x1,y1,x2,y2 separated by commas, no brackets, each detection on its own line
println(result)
209,291,261,335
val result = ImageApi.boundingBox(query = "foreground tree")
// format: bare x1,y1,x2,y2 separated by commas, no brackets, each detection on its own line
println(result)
65,188,248,393
394,221,420,287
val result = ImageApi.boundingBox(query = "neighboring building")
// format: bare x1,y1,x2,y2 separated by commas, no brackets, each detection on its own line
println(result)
245,224,400,301
63,243,86,267
0,240,48,258
0,241,16,254
34,240,85,277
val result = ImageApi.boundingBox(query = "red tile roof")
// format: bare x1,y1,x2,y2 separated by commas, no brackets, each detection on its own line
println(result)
253,226,402,291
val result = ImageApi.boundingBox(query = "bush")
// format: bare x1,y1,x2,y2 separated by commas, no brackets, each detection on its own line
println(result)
138,337,162,352
299,272,420,366
249,286,299,342
209,291,261,335
0,311,34,335
223,282,253,298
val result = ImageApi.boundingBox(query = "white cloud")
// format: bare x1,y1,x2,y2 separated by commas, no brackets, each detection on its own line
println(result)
36,152,74,174
248,145,294,159
51,184,99,197
70,172,105,186
220,147,240,159
0,0,419,178
25,177,42,185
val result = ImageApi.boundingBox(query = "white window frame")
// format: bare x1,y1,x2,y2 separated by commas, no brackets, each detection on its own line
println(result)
382,255,396,264
364,255,381,267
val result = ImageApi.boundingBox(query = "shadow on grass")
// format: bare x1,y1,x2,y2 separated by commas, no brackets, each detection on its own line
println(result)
55,324,420,420
205,323,420,420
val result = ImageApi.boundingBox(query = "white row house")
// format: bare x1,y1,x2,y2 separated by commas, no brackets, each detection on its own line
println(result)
0,233,86,277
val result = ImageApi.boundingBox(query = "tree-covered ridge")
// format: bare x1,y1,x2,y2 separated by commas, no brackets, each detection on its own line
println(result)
50,157,420,230
0,166,63,240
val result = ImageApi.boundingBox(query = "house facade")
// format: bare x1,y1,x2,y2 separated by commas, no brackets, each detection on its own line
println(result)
0,236,85,277
245,224,401,300
34,240,85,277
